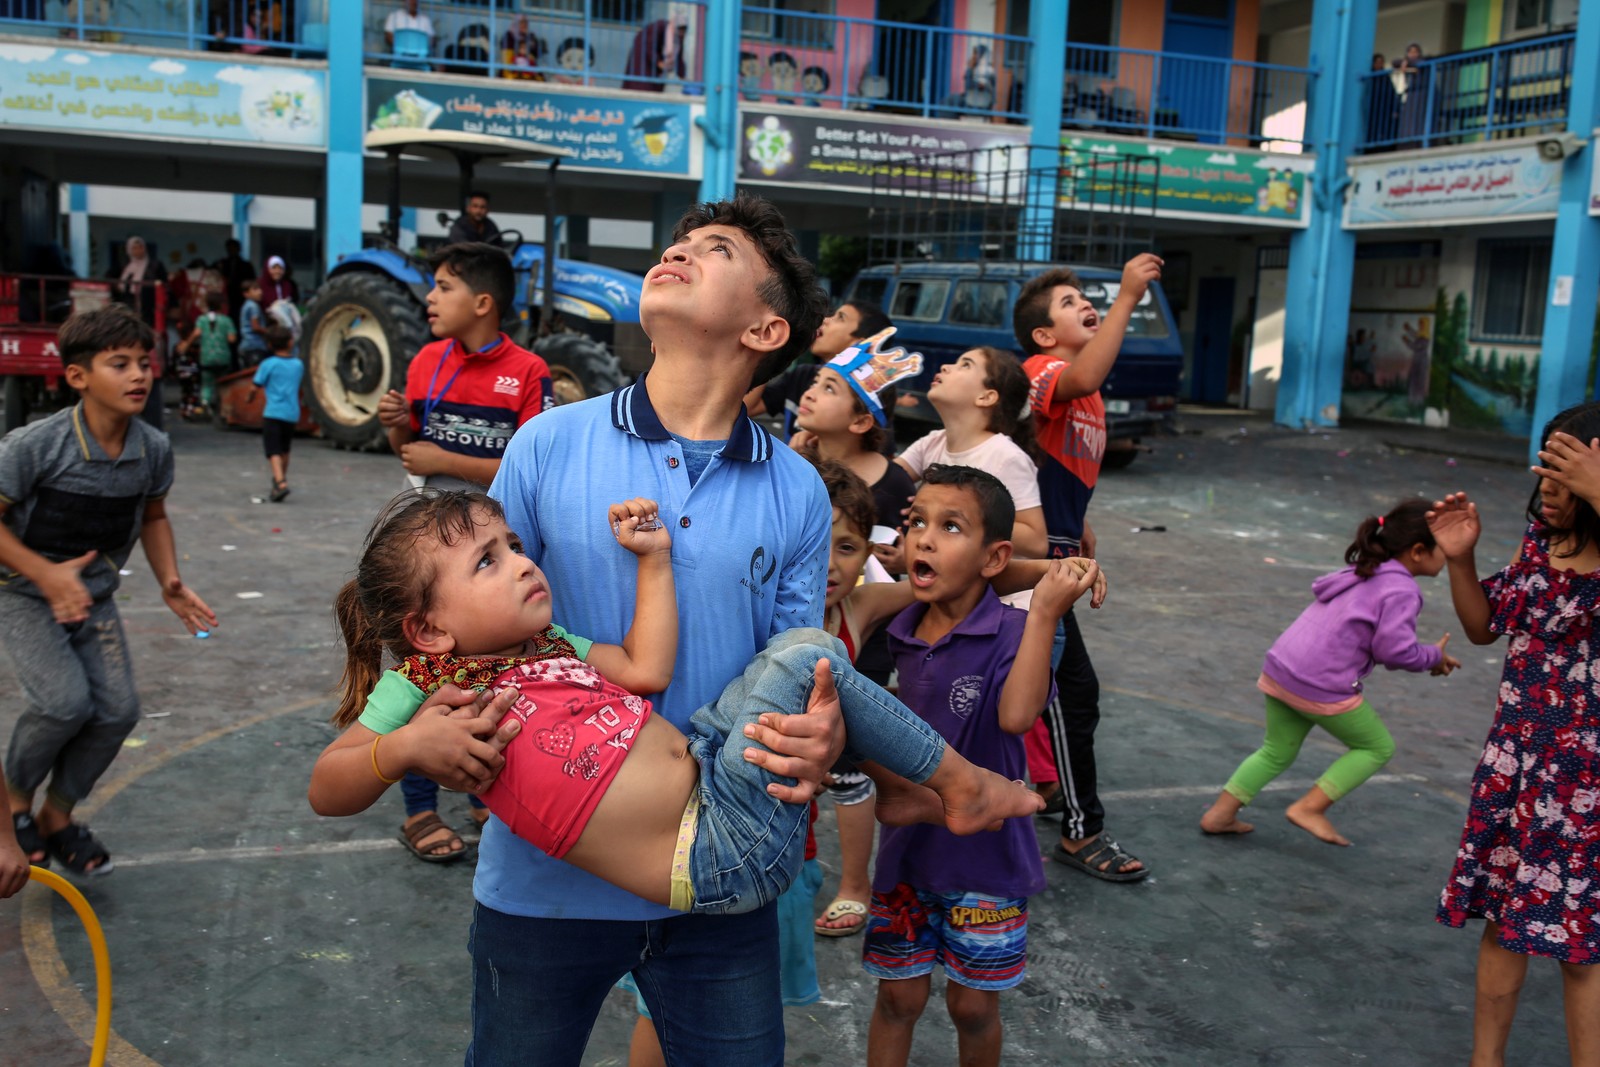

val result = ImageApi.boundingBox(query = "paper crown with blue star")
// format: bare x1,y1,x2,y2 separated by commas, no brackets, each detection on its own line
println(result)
824,327,924,426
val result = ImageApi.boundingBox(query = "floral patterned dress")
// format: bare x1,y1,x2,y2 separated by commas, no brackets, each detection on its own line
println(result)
1436,524,1600,963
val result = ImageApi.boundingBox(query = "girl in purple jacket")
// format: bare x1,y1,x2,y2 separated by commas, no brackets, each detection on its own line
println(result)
1200,499,1460,845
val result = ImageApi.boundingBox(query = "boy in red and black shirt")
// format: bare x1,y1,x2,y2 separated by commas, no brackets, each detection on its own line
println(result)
378,242,552,494
376,241,552,858
1011,253,1160,884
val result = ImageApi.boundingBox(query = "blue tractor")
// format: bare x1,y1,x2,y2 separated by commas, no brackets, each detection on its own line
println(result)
301,130,651,450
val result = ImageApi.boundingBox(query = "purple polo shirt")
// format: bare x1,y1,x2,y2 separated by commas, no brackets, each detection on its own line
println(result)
875,587,1050,899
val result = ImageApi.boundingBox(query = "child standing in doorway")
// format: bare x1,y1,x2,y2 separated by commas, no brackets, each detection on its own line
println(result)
1199,499,1458,845
1433,402,1600,1064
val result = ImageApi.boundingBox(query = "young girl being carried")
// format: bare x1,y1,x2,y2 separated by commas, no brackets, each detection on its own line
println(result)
309,490,1074,914
1200,499,1459,846
1433,401,1600,1063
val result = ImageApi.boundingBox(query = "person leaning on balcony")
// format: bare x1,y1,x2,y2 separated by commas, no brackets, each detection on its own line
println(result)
384,0,434,55
1366,53,1401,149
1395,43,1429,149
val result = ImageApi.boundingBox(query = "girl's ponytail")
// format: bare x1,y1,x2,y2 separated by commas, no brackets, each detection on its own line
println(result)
333,579,385,728
1344,498,1436,578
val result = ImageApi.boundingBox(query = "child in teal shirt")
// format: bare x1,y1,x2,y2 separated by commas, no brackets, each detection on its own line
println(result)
178,292,236,410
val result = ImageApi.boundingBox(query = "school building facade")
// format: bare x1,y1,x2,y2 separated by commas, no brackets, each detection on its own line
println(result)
0,0,1594,453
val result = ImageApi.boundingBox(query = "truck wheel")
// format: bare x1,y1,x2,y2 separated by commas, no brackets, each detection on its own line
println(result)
535,333,627,406
301,272,429,451
1,376,27,434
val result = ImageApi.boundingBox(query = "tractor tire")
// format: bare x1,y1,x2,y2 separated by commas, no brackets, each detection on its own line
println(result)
1,376,28,435
301,272,429,452
535,332,627,407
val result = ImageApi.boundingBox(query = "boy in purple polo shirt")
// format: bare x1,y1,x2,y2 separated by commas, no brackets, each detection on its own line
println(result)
864,463,1099,1067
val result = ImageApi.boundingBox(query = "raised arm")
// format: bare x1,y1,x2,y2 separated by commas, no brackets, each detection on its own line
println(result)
583,498,677,694
1429,492,1495,645
1051,254,1163,400
998,559,1099,732
1533,432,1600,514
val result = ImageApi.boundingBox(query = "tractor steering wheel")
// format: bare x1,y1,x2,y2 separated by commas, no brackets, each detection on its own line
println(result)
494,229,524,252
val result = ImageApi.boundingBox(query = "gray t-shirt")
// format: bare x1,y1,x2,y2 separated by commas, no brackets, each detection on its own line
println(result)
0,403,174,601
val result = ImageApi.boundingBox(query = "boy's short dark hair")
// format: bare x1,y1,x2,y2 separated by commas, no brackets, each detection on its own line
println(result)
205,291,226,312
261,322,294,353
921,463,1015,543
468,190,490,203
811,456,875,541
244,278,262,294
671,193,829,386
427,242,514,319
58,304,154,370
844,300,891,340
1013,267,1084,356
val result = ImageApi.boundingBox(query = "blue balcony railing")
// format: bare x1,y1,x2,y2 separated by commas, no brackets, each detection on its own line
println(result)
738,7,1031,121
1358,32,1575,152
1062,42,1312,148
361,1,706,92
0,0,322,58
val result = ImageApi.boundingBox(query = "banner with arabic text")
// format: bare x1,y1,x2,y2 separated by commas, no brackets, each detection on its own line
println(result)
0,42,324,148
366,77,695,177
1346,142,1560,227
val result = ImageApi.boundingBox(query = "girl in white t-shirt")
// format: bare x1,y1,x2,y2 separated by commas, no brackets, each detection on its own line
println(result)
893,346,1047,558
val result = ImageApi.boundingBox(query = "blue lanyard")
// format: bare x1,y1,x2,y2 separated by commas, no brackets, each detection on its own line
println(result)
420,335,500,432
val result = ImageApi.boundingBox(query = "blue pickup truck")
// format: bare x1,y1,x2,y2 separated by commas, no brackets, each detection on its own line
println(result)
845,261,1182,468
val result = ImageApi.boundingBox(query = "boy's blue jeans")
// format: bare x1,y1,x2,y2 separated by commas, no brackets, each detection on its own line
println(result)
684,627,946,914
0,594,139,811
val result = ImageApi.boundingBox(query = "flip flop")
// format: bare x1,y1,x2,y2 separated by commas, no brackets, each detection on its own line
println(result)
815,898,868,937
1051,834,1149,883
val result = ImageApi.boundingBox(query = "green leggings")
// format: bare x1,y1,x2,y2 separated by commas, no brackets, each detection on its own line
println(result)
1223,696,1395,805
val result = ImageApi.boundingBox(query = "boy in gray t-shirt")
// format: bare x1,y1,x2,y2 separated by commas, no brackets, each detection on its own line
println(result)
0,306,216,877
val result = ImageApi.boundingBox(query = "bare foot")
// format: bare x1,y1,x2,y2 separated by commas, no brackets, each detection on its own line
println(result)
935,766,1046,835
1286,802,1351,846
1199,810,1255,835
873,776,945,828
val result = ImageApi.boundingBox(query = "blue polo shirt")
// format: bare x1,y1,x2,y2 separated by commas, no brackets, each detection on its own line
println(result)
480,375,831,920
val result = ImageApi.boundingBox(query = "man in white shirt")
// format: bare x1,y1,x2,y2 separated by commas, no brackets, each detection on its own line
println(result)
383,0,434,54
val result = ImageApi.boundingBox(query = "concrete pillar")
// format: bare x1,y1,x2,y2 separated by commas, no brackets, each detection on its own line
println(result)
1020,0,1067,261
696,1,738,201
68,183,89,278
1275,0,1377,428
1528,6,1600,459
322,0,364,273
651,191,683,257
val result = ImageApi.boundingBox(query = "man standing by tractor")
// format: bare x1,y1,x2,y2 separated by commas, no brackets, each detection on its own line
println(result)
447,191,500,246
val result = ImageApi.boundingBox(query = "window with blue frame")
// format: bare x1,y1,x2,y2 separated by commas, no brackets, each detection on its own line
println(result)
742,0,835,49
1472,238,1551,345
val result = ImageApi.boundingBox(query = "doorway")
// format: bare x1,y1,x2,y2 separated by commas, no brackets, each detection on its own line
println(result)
1191,275,1235,404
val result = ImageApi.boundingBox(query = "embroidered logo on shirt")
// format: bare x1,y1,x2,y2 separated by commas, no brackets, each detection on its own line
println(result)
949,674,984,719
493,375,521,395
739,544,778,595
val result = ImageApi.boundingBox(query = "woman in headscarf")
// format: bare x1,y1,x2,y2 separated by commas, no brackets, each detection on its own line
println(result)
109,236,168,326
257,255,299,307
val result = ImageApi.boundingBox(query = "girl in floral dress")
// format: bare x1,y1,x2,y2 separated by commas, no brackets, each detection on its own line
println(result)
1433,401,1600,1065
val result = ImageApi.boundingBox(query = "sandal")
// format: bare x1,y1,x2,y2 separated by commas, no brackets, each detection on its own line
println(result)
269,481,290,503
1051,834,1149,883
44,822,114,876
814,898,869,938
13,811,47,867
398,812,467,864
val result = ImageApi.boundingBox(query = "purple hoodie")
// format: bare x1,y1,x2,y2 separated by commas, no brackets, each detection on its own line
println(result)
1261,558,1441,704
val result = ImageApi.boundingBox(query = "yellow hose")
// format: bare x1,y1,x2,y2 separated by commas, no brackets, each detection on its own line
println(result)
26,866,111,1067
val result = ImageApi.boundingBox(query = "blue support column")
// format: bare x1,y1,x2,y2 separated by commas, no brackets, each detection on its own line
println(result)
232,194,253,258
1020,0,1068,260
1275,0,1377,428
1528,5,1600,460
696,1,738,201
398,206,417,252
67,184,89,278
322,0,364,273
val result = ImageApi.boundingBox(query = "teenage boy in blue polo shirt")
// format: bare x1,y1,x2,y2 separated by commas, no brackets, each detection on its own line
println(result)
865,464,1096,1067
376,241,552,862
422,193,843,1065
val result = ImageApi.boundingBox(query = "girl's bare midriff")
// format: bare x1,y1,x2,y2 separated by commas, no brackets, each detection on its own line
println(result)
560,713,699,908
